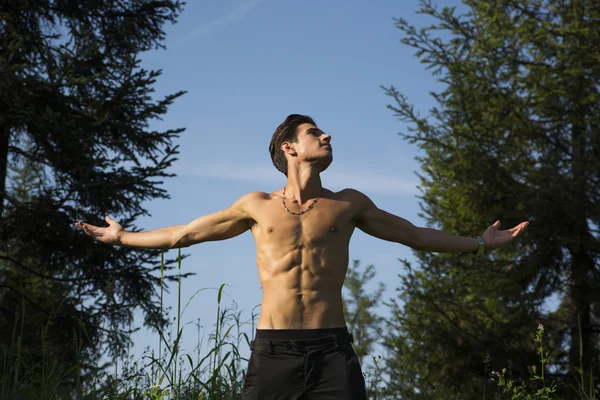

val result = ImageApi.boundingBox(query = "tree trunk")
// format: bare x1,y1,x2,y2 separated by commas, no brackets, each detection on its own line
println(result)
569,115,594,392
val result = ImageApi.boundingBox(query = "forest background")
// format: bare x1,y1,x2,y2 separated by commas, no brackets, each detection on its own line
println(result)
1,0,598,399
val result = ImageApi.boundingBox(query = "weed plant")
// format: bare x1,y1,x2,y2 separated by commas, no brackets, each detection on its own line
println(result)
491,320,598,400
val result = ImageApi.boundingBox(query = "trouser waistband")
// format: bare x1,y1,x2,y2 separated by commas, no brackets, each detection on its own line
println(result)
255,326,349,341
250,327,353,351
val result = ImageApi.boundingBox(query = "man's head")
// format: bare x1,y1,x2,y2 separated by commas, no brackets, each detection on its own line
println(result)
269,114,332,176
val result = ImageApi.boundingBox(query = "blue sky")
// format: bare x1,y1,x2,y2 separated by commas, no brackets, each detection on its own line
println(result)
126,0,471,367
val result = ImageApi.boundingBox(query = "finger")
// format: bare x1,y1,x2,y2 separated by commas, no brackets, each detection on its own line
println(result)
512,224,527,237
508,222,526,232
78,223,88,234
105,215,112,224
515,222,528,231
76,222,91,235
493,220,501,228
81,224,93,235
82,224,100,238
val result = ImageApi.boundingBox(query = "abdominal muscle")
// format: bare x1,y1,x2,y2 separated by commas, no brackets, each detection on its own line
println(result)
255,246,349,330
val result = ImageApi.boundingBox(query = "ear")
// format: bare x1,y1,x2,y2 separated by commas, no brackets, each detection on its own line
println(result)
281,141,296,156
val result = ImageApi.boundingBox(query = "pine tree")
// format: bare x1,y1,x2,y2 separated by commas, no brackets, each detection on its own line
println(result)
342,260,385,366
381,0,600,398
0,0,188,390
342,260,387,398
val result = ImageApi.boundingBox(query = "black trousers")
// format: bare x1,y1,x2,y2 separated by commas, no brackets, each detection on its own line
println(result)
241,327,367,400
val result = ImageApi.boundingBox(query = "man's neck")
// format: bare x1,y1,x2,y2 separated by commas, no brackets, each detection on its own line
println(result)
284,165,322,204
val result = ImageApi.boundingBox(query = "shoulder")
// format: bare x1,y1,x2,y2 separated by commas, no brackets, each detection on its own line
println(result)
337,188,375,207
232,191,271,208
227,192,271,224
336,188,377,222
238,191,272,201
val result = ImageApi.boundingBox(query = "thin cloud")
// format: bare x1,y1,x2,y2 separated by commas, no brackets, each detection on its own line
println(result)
178,0,265,42
170,162,420,197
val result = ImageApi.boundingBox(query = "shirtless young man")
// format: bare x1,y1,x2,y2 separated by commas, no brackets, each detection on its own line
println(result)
75,114,529,399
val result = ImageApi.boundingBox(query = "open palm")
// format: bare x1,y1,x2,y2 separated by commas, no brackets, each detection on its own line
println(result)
75,216,123,245
482,220,529,252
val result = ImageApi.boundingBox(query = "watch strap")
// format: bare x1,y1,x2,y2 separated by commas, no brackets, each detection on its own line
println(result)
473,235,485,255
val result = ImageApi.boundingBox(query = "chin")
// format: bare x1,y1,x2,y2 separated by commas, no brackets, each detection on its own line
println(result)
319,155,333,172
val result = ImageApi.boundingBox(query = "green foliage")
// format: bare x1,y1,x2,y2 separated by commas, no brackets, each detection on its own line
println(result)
342,260,387,397
0,0,187,392
493,324,559,400
381,0,600,398
1,251,256,400
0,254,594,399
381,256,542,399
343,260,386,365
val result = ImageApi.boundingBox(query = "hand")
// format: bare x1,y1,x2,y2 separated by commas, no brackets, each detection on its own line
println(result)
75,216,124,245
481,220,529,252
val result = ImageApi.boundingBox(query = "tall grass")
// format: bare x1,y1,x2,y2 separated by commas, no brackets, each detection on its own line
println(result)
1,250,597,399
113,248,256,399
1,249,256,400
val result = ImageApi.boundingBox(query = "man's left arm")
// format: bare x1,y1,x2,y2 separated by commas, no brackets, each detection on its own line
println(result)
350,190,529,253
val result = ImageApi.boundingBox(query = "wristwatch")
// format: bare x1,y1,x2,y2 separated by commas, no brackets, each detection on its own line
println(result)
473,235,485,255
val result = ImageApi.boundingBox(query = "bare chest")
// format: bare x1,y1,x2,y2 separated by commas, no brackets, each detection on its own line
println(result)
250,198,355,247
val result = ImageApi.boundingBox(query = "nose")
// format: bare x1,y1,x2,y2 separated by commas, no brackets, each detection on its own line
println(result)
321,134,331,143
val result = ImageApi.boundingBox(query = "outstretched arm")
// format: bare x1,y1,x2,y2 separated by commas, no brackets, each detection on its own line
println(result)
75,192,258,249
351,189,528,253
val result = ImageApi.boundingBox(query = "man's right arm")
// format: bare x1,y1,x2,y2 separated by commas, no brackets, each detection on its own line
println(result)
77,193,259,249
126,193,258,249
119,224,186,249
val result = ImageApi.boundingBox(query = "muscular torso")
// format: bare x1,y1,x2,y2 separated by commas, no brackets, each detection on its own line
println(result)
245,189,362,329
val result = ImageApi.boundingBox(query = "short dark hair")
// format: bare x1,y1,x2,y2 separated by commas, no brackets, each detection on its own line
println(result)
269,114,316,176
